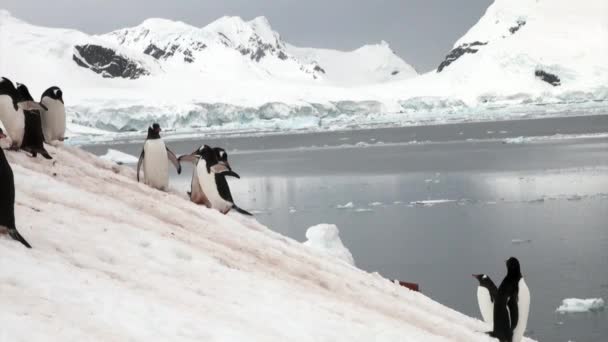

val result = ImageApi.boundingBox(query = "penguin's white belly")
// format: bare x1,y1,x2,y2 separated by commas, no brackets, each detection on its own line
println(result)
0,96,25,146
512,278,530,342
143,140,169,190
477,286,494,326
196,163,232,213
40,98,66,142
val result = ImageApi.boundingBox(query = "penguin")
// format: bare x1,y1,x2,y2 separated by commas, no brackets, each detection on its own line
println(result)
489,257,531,342
0,77,25,149
473,274,498,326
40,86,66,144
0,127,32,248
179,145,252,216
15,83,52,159
136,123,181,191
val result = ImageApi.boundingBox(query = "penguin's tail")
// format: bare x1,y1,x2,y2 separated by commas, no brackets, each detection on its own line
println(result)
232,204,253,216
9,228,32,248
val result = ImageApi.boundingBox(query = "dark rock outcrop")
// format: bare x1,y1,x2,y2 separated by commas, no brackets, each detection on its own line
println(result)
437,41,487,72
535,70,561,86
73,44,149,79
509,19,526,34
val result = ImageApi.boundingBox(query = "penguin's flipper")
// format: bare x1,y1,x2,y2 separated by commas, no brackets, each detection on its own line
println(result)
220,170,240,179
18,101,47,111
136,149,144,182
166,147,181,174
232,204,253,216
8,228,32,248
507,295,518,332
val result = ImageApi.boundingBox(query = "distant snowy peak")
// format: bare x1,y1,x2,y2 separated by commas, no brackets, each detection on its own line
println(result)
288,41,418,86
434,0,608,90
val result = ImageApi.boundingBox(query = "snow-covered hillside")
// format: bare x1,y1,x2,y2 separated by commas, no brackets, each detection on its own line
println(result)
0,145,536,341
0,0,606,136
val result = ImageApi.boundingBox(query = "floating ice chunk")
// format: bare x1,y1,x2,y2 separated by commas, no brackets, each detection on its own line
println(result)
336,202,354,209
511,239,532,245
303,224,355,266
355,141,370,147
355,208,373,213
288,207,297,214
556,298,605,313
411,199,456,207
504,136,529,144
99,149,139,165
368,202,383,207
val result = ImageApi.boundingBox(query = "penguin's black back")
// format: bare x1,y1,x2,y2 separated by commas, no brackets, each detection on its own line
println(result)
491,259,523,341
0,147,17,230
215,174,234,203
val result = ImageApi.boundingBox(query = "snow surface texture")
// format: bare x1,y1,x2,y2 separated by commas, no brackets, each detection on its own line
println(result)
556,298,605,313
99,148,139,164
0,145,537,341
303,224,355,266
1,0,607,136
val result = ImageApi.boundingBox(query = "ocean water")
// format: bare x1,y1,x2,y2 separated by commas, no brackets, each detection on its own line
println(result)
84,115,608,342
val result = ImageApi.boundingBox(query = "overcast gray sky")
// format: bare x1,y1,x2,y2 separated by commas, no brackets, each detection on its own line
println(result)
3,0,493,72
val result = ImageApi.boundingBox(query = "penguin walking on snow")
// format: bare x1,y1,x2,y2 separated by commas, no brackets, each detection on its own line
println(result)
179,145,252,216
40,86,66,144
0,77,26,149
136,123,181,191
15,83,52,159
489,257,530,342
473,274,497,327
0,128,32,248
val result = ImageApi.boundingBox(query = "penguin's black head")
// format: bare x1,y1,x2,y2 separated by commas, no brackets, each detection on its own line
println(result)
212,146,235,172
15,83,48,111
42,86,64,104
15,83,34,102
506,257,522,276
147,123,162,139
472,274,493,287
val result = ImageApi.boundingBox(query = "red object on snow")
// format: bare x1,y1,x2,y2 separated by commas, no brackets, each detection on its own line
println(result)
396,280,420,292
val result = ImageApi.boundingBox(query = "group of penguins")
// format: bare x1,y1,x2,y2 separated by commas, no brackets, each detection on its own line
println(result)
473,257,531,342
136,123,252,216
0,77,66,249
1,76,530,342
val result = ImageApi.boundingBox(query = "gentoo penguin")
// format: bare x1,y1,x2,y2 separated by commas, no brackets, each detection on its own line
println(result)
179,145,252,215
473,274,498,326
40,86,66,143
0,77,25,149
489,257,531,342
0,128,32,248
136,123,181,191
15,83,52,159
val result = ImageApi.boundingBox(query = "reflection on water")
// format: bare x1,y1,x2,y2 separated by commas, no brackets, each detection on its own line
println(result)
170,165,608,342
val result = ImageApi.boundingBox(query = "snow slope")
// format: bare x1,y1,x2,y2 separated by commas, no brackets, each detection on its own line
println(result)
0,146,535,341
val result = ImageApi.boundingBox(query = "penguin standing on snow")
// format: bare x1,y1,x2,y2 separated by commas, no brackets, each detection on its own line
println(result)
179,145,252,216
136,123,181,191
489,257,531,342
0,77,25,149
0,128,32,248
473,274,497,326
15,83,52,159
40,86,66,144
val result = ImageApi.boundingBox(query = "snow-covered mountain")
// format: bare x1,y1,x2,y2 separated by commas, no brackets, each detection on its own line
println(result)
0,0,606,136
